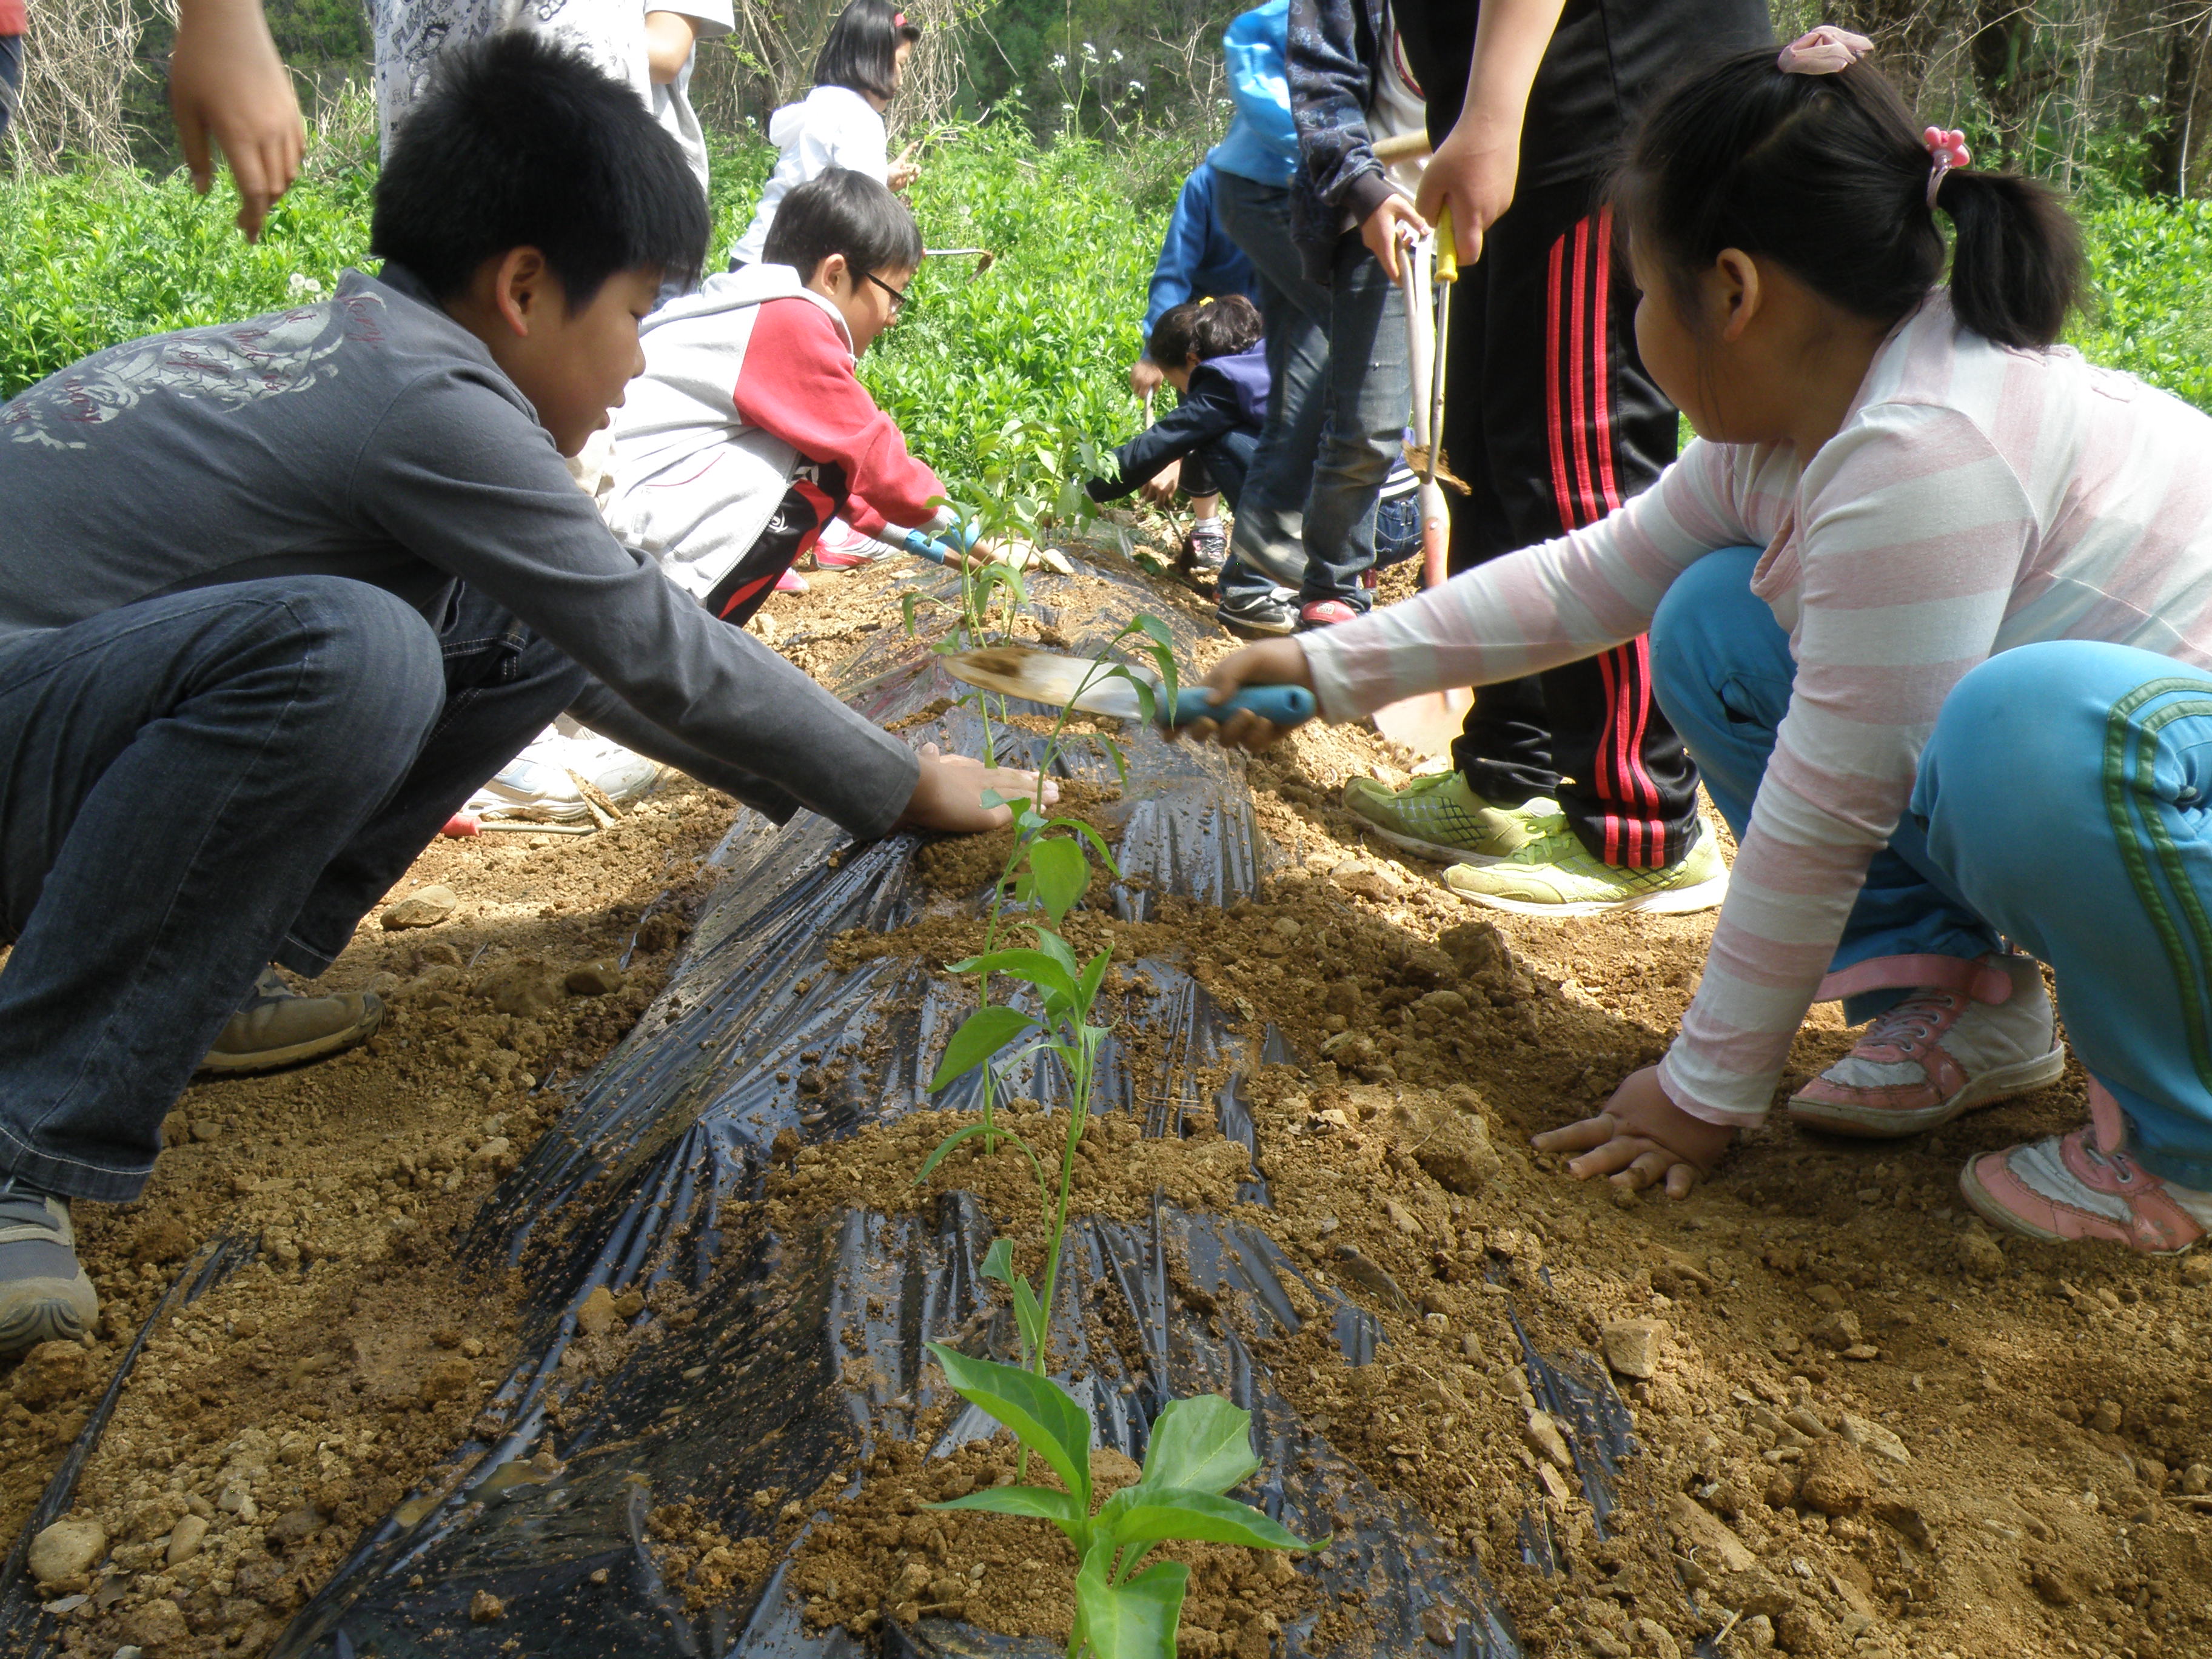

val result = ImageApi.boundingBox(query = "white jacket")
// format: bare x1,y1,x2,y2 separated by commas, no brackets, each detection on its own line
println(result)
729,85,890,266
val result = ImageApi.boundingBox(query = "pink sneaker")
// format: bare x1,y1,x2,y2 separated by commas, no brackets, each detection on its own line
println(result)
1786,954,2065,1137
1298,599,1360,629
1962,1081,2211,1256
813,518,902,569
774,568,808,593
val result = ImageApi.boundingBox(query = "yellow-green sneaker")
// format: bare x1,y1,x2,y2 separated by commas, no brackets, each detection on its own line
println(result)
1443,820,1729,917
1340,770,1562,865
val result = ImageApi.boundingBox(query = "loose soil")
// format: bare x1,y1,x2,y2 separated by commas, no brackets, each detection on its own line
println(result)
11,529,2212,1659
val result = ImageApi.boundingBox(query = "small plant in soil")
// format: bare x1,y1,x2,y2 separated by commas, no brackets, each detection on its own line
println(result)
917,626,1320,1656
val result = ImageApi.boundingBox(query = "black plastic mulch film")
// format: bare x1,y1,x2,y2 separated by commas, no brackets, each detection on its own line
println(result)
2,565,1642,1658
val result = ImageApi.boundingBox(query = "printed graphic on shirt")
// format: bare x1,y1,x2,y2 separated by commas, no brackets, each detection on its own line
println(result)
372,0,648,153
1,297,385,451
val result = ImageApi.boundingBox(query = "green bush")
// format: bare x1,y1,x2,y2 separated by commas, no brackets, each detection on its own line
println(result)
8,138,2212,498
2069,196,2212,413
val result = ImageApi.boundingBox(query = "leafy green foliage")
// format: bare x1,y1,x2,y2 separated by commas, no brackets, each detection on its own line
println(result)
2069,198,2212,415
921,1354,1319,1658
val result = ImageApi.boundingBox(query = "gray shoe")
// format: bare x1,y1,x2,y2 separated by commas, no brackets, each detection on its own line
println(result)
0,1179,98,1357
200,967,384,1075
1216,588,1298,638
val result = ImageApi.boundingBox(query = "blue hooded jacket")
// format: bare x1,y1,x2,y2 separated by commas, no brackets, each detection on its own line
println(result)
1208,1,1298,187
1141,166,1261,346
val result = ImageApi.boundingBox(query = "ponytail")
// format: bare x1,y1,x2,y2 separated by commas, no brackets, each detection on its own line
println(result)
1617,47,2085,350
1936,168,2083,349
1148,292,1263,366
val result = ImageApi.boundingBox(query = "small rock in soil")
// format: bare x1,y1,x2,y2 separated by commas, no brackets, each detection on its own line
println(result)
380,884,459,929
28,1517,106,1588
1329,859,1399,899
576,1286,617,1339
166,1515,209,1567
1523,1409,1574,1472
470,1589,505,1623
121,1595,189,1649
1383,1089,1501,1195
420,1356,474,1404
1772,1605,1831,1655
2030,1558,2082,1606
2091,1398,2124,1434
1635,1617,1683,1659
2182,1255,2212,1287
1837,1412,1911,1465
1808,1310,1862,1351
566,960,626,996
130,1217,195,1266
10,1339,92,1408
481,957,567,1017
1419,1605,1456,1646
1601,1318,1666,1381
1665,1493,1755,1573
1796,1440,1874,1515
1957,1227,2006,1278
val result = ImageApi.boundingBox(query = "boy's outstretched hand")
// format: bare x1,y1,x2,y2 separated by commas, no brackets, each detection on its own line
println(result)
171,0,306,242
1532,1065,1734,1198
1175,639,1315,751
899,743,1059,834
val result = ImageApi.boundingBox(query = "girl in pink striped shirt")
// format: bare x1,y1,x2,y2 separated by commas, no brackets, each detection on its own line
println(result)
1194,29,2212,1258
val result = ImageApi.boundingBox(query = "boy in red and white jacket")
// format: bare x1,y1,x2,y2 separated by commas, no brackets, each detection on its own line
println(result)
606,167,959,623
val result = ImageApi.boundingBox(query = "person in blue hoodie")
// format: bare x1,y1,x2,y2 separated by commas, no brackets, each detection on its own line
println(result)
1090,297,1269,522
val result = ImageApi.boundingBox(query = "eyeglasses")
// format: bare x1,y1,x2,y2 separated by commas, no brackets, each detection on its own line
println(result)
863,270,912,315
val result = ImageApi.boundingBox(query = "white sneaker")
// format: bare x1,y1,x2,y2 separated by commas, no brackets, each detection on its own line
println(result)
1786,954,2065,1136
469,722,663,823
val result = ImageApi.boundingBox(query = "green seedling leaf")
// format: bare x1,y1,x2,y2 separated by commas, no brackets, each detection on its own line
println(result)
1104,1487,1318,1553
979,788,1008,810
1075,1539,1187,1659
1133,614,1175,649
981,1235,1017,1287
946,948,1080,1008
1029,924,1082,985
930,1004,1037,1091
1011,1274,1048,1359
1092,730,1130,787
1078,947,1113,1014
1015,805,1048,836
1105,665,1158,727
1138,1394,1261,1496
1048,816,1123,879
900,591,923,635
931,1484,1082,1529
927,1343,1093,1508
1026,835,1091,928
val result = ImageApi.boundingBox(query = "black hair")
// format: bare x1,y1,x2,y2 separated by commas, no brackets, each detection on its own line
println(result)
370,32,708,306
762,167,922,283
1148,293,1263,366
1615,47,2083,349
814,0,921,104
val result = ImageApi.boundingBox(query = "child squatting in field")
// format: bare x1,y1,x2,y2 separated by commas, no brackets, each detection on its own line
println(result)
0,36,1047,1357
1084,295,1271,532
603,168,1008,618
1194,32,2212,1256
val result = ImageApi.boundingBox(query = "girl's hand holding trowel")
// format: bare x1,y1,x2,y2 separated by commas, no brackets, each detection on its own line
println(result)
1178,640,1318,751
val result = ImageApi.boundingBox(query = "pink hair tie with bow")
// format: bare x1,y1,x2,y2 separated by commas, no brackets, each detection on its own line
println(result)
1923,127,1971,206
1777,25,1874,75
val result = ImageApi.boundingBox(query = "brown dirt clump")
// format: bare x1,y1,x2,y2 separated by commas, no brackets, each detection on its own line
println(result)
911,779,1125,899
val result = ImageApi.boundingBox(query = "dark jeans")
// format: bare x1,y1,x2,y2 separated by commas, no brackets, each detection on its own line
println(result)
0,577,586,1202
1213,170,1331,604
1444,178,1699,870
1178,428,1258,507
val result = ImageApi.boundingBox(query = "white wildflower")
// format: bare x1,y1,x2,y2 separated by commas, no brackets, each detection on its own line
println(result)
1081,39,1098,58
1110,48,1124,62
287,273,324,299
1125,80,1144,95
1049,53,1066,70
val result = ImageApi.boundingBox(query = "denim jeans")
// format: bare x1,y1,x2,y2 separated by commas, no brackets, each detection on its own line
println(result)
1213,170,1331,605
0,577,586,1202
1176,428,1258,510
1295,230,1409,611
1650,546,2212,1187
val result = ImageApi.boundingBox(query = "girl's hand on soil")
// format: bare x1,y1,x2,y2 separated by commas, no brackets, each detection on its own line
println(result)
1360,195,1431,282
1139,459,1183,506
1176,640,1316,751
899,744,1058,833
1531,1065,1734,1198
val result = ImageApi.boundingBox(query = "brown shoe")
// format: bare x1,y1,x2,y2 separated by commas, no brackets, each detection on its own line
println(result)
200,967,383,1075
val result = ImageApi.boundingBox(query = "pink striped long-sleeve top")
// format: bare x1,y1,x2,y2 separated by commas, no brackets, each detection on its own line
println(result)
1302,292,2212,1124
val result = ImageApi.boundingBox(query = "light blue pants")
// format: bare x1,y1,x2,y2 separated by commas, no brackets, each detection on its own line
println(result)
1651,547,2212,1188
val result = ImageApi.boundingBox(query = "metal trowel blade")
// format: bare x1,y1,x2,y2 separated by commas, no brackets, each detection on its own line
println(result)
942,646,1153,722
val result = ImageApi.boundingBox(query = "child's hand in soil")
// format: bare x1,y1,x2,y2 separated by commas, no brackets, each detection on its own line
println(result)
1179,640,1317,750
899,743,1059,833
1531,1065,1734,1198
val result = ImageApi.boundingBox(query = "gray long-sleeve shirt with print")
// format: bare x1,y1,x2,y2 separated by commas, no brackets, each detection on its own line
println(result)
0,266,920,836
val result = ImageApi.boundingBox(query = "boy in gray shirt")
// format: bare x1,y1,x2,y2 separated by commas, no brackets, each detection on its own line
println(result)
0,34,1039,1355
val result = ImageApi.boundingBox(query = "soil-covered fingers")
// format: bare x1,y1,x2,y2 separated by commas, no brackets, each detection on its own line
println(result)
900,746,1056,834
1532,1066,1734,1197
